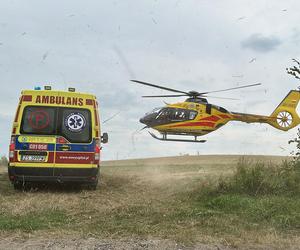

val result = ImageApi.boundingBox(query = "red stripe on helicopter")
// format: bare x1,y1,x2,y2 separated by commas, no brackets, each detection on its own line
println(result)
219,114,231,119
171,121,215,128
200,115,221,122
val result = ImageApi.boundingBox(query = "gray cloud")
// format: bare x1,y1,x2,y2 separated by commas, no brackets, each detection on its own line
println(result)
241,34,282,53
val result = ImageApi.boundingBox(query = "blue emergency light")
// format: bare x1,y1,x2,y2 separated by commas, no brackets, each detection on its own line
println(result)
34,86,41,90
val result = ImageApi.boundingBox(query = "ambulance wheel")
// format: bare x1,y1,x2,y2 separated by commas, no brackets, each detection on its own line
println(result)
88,180,98,190
13,182,23,191
90,180,98,190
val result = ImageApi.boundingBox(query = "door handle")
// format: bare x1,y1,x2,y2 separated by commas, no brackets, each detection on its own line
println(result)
59,145,71,151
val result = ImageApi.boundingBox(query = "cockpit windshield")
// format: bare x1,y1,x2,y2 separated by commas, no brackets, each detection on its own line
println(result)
141,107,198,127
146,107,163,116
155,108,198,122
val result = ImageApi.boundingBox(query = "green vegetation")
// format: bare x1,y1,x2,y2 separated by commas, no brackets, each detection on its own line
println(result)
214,158,300,196
0,209,69,231
0,155,299,247
187,158,300,234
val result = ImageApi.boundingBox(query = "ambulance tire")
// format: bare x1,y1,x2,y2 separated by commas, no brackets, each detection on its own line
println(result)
13,182,23,191
89,166,100,190
88,180,98,190
86,167,100,190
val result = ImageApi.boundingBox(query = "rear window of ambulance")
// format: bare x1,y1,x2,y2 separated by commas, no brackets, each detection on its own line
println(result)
21,106,56,135
20,106,92,143
58,108,91,143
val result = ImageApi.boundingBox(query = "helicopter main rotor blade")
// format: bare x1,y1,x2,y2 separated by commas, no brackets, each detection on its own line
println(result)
199,83,262,95
142,94,188,98
103,111,121,124
131,80,189,95
202,95,240,100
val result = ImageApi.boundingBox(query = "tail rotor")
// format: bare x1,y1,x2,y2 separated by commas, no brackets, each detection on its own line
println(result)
269,90,300,131
276,111,293,129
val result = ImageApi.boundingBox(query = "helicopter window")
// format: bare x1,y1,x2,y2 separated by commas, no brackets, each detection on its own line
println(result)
212,105,228,113
168,109,186,121
147,107,163,116
189,111,197,120
153,108,198,123
152,107,162,113
218,107,228,113
156,108,172,120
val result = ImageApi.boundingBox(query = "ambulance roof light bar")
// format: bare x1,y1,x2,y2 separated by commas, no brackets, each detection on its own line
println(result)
44,86,52,90
68,87,76,92
34,86,41,90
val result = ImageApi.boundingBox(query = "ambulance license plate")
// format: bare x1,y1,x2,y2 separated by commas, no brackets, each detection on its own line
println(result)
21,155,46,162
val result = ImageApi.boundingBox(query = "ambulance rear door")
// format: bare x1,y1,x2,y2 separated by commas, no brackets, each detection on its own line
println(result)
16,105,57,175
54,106,96,177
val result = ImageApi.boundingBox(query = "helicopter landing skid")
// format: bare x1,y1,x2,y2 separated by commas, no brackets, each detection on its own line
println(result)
149,132,207,143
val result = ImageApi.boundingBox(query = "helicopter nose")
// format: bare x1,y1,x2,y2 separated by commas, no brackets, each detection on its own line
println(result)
139,117,147,125
139,115,151,125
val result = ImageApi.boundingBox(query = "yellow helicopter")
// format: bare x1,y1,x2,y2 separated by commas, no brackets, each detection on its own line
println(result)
132,80,300,143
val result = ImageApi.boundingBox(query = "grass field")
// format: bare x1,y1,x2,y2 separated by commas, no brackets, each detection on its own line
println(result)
0,155,299,249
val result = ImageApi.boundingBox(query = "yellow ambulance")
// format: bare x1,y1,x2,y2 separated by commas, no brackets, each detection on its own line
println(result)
8,86,108,189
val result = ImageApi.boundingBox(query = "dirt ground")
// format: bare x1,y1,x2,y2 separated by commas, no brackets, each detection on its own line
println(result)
0,155,297,250
0,235,289,250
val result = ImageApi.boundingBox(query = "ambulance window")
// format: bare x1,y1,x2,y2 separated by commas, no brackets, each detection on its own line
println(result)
21,106,56,135
59,108,91,143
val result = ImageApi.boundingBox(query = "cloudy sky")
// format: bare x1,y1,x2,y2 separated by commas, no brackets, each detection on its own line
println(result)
0,0,300,160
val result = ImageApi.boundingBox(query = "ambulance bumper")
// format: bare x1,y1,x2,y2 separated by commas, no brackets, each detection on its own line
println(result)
8,166,99,184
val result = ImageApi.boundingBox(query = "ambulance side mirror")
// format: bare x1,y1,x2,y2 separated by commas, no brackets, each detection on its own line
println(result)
101,133,108,144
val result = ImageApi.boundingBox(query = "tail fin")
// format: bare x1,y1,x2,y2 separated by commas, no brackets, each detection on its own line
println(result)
269,90,300,131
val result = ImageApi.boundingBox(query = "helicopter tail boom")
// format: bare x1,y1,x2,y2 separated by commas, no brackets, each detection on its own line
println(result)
231,90,300,131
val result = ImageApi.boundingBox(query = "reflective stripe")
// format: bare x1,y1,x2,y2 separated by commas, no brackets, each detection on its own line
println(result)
56,141,95,152
10,163,98,168
18,136,56,144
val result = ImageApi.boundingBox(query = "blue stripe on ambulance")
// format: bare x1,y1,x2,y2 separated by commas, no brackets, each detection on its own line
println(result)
56,140,95,152
15,141,55,151
15,136,95,152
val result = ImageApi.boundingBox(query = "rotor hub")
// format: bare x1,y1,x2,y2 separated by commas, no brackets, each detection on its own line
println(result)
188,91,200,97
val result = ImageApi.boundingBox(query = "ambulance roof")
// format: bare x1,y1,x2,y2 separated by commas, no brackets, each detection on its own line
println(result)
21,89,97,99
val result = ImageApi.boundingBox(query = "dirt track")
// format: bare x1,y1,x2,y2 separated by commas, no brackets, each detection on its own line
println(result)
0,236,285,250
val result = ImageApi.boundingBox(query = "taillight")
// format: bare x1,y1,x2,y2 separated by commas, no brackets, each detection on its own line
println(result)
9,136,16,161
22,95,32,102
95,139,101,161
56,137,69,144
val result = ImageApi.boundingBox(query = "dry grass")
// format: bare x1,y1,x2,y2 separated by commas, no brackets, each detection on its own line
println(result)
0,155,299,249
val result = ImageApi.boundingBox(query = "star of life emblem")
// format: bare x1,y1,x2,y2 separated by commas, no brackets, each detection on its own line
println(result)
65,113,86,132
